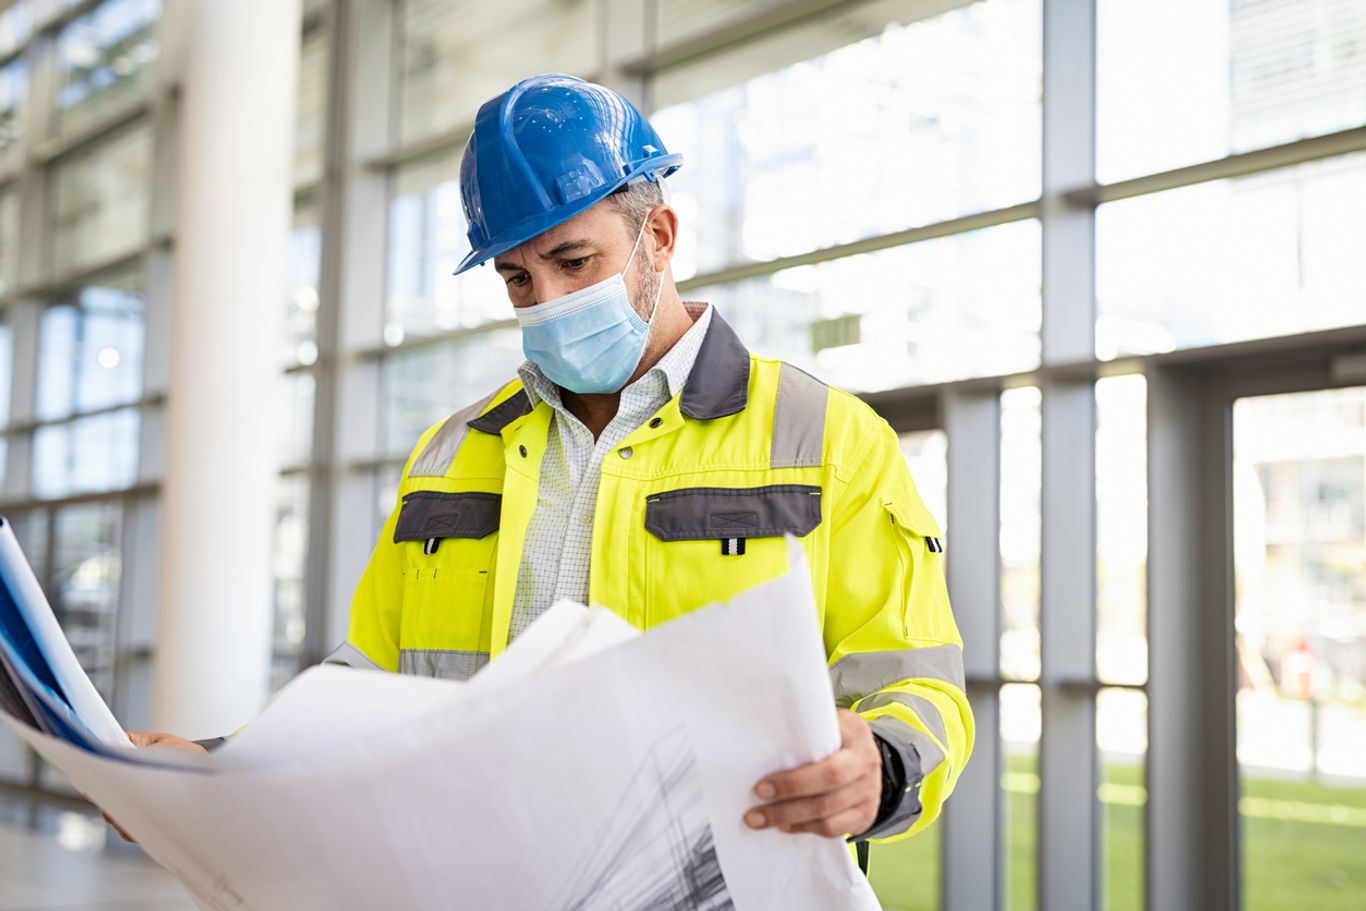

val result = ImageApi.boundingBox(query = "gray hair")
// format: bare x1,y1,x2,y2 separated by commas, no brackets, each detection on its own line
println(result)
606,178,665,235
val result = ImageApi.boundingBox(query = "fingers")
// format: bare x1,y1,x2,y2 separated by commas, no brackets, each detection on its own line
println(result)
102,811,136,843
746,710,884,839
745,774,874,830
754,747,866,802
126,731,208,753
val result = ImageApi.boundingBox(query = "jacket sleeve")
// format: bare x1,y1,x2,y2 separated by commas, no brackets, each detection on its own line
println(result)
822,414,974,843
321,420,447,673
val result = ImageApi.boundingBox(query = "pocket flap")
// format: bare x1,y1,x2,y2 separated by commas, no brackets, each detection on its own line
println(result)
885,491,943,540
644,484,822,541
394,491,501,543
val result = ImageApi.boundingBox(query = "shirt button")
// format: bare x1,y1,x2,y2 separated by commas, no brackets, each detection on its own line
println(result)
578,512,593,526
619,446,634,459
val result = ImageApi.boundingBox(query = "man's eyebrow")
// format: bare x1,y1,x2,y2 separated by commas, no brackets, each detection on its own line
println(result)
494,240,595,273
539,239,594,260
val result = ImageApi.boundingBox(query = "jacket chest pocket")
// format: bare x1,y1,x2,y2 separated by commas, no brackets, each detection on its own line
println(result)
393,490,500,674
643,484,822,626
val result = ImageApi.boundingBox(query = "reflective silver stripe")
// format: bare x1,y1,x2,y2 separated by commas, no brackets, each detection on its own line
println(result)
829,644,966,705
869,714,947,777
770,362,827,469
321,641,384,671
408,390,499,478
857,691,949,751
398,648,489,681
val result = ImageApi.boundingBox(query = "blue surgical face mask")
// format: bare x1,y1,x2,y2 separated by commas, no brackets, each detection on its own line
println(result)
514,216,663,394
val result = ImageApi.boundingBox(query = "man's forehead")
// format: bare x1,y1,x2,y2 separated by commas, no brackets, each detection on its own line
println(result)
493,205,620,268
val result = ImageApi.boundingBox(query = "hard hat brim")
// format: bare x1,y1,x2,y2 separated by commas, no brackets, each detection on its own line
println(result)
452,154,682,276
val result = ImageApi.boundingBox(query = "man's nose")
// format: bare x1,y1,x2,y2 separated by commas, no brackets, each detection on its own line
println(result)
534,276,585,304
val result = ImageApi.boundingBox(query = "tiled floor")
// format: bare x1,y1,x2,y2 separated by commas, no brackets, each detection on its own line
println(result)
0,808,196,911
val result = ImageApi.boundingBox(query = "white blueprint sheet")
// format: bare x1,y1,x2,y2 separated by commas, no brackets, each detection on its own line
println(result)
5,543,881,911
0,519,127,747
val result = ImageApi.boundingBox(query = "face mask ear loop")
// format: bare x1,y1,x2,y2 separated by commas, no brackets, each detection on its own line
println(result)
622,205,653,275
628,205,665,322
620,207,667,386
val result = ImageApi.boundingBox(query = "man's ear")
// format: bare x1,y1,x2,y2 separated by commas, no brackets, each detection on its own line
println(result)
646,204,679,271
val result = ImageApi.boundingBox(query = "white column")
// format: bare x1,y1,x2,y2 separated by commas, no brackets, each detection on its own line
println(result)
152,0,302,737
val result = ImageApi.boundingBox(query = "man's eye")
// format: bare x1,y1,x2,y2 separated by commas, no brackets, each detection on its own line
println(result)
506,273,529,288
563,257,590,270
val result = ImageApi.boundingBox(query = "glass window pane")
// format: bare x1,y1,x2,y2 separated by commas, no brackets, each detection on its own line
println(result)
50,121,153,278
0,724,30,782
272,474,309,691
1001,386,1040,682
1098,0,1366,183
396,0,597,146
0,310,12,428
284,195,321,366
652,0,1041,278
1098,688,1146,911
0,312,10,480
54,0,162,136
295,22,327,186
32,408,140,498
0,58,27,173
36,268,145,420
380,328,524,458
692,220,1041,393
1233,387,1366,910
1096,375,1147,686
900,429,948,533
1002,682,1040,911
279,370,315,467
1096,151,1366,359
386,150,512,341
869,823,940,911
373,462,404,533
0,1,34,58
0,186,20,295
51,502,123,703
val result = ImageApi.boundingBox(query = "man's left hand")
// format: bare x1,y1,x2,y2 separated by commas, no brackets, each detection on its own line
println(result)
744,708,882,838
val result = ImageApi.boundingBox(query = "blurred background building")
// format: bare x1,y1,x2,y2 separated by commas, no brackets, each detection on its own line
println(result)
0,0,1362,909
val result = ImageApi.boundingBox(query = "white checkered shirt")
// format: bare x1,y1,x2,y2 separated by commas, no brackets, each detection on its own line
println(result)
510,303,714,639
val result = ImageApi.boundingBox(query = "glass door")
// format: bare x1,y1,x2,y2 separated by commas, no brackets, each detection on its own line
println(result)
1232,387,1366,909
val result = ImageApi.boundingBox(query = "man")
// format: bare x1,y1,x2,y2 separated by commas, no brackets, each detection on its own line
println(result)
128,73,972,848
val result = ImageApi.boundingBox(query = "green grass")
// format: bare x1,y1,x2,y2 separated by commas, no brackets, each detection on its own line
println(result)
867,756,1366,911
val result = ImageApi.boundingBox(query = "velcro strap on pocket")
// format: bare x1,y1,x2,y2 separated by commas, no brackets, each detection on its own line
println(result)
884,491,943,542
644,484,822,541
393,491,501,543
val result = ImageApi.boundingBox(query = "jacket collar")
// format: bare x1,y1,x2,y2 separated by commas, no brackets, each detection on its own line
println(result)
466,302,752,435
679,306,750,420
467,387,534,434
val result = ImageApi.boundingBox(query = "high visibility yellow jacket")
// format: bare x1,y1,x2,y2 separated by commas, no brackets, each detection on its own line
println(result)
327,311,973,841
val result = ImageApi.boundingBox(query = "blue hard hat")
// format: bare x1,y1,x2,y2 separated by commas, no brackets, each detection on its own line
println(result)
453,73,683,275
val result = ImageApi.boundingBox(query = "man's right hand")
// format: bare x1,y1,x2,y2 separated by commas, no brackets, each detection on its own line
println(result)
101,731,208,842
